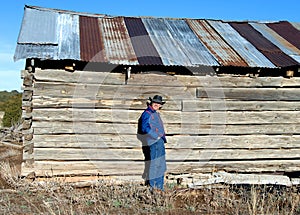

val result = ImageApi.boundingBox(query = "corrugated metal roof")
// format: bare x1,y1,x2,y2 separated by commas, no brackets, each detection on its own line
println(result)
79,16,106,62
164,19,219,66
187,19,248,67
18,7,58,44
99,17,138,65
230,22,299,67
56,13,80,60
267,21,300,51
14,5,300,69
207,20,276,68
142,18,193,66
14,10,81,61
250,22,300,63
124,17,163,65
14,44,57,61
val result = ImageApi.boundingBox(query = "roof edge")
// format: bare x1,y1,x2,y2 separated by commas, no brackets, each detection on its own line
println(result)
25,5,109,18
24,5,291,23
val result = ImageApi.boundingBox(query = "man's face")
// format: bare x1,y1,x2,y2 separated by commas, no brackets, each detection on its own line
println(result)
151,102,161,111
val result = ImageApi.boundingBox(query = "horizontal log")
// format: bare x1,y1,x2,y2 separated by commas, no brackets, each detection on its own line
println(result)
32,134,300,149
33,97,300,111
32,108,300,124
197,88,300,101
183,100,300,111
34,83,300,102
176,75,300,88
22,159,300,177
32,69,124,85
33,82,196,100
34,148,300,161
30,69,300,87
32,121,300,135
189,172,292,187
32,97,182,110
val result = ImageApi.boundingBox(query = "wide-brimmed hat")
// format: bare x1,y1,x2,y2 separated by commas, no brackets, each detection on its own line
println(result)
149,95,165,105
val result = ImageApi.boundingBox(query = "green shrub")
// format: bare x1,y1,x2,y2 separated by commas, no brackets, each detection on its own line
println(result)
0,90,20,110
2,94,22,127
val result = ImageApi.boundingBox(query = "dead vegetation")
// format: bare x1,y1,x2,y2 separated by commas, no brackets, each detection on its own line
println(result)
1,128,300,214
1,163,300,214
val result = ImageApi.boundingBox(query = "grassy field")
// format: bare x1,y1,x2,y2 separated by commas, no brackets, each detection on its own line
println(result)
1,129,300,214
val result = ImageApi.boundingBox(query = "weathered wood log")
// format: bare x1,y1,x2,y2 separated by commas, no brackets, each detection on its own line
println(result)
32,121,300,135
33,147,300,161
22,90,33,101
197,88,300,100
189,172,292,187
22,70,33,87
23,159,300,177
176,75,300,88
21,69,300,178
34,82,197,100
23,141,33,154
31,69,300,87
32,97,182,110
22,119,32,130
183,100,300,111
22,100,32,108
22,152,34,160
33,81,300,101
31,97,300,111
32,134,300,149
23,128,33,141
32,69,124,85
32,108,300,125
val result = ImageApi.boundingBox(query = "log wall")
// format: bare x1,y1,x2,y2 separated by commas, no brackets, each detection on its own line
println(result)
21,68,300,178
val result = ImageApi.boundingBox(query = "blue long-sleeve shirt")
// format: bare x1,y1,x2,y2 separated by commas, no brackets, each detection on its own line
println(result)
137,105,167,146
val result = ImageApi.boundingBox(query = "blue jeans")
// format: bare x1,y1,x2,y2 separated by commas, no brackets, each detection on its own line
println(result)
145,138,166,191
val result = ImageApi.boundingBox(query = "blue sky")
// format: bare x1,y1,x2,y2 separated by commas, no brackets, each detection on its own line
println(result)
1,0,299,91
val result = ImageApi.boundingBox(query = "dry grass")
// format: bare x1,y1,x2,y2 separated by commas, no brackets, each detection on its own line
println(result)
1,160,300,215
1,128,300,214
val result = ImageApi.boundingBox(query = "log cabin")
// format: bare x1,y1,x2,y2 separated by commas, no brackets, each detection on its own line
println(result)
14,5,300,184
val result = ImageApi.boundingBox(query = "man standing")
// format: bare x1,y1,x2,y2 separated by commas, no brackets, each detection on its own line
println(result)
137,95,167,191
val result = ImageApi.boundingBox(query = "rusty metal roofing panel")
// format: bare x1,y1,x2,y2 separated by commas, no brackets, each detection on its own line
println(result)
164,19,219,66
250,22,300,63
124,17,163,65
18,7,58,44
230,22,299,67
187,19,247,67
99,17,138,65
208,20,275,68
79,16,106,62
142,18,192,66
56,13,80,60
267,21,300,51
